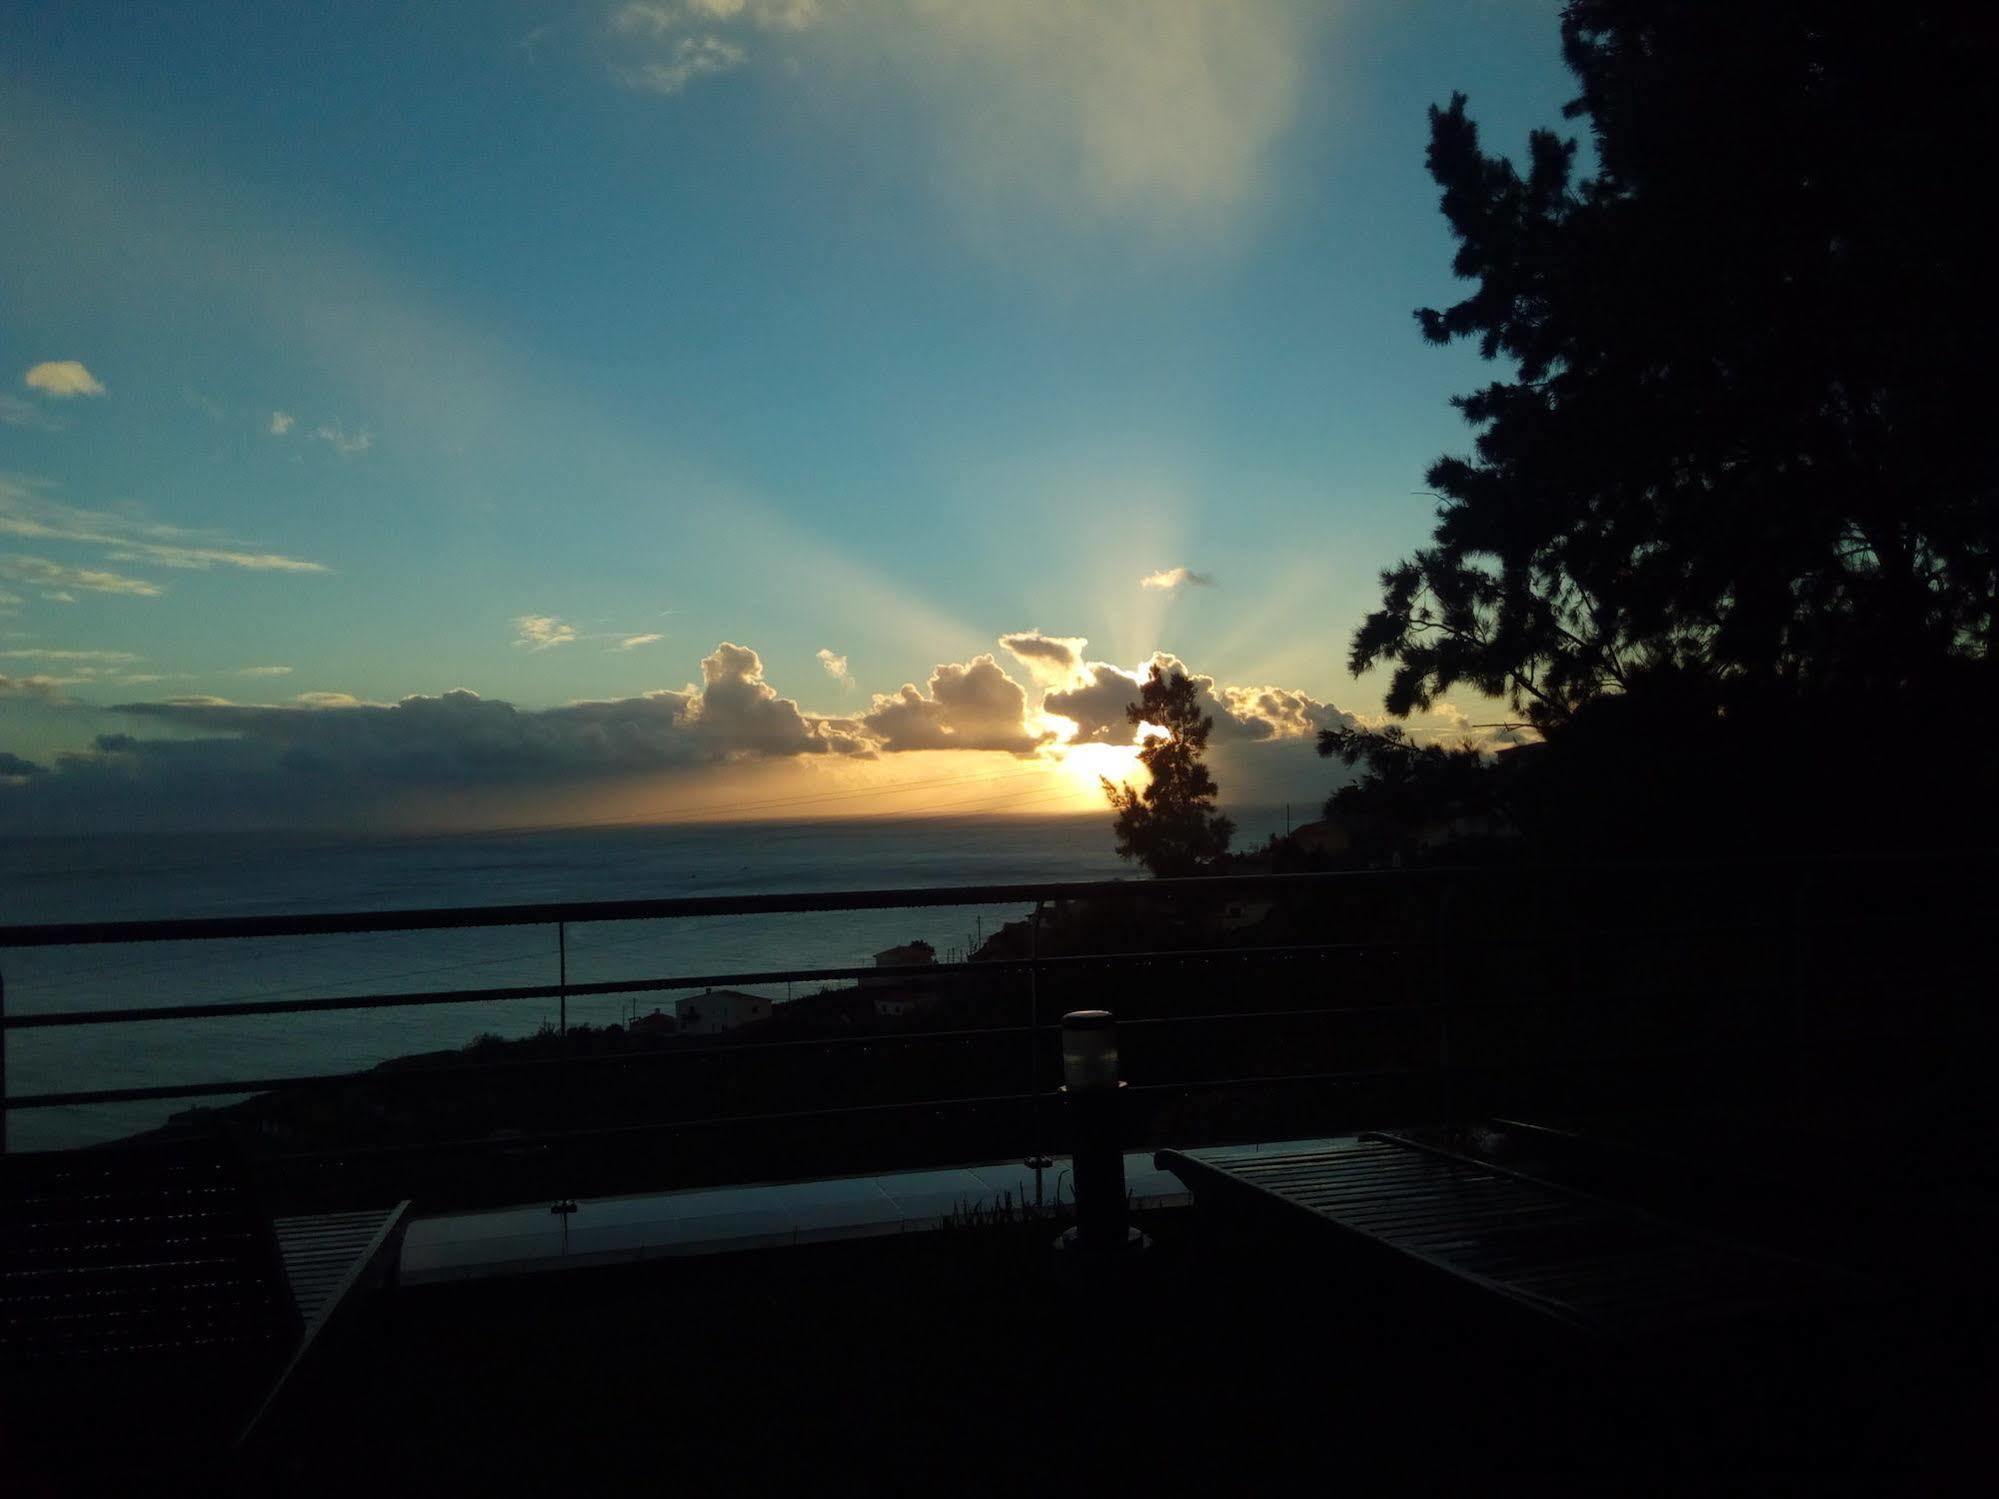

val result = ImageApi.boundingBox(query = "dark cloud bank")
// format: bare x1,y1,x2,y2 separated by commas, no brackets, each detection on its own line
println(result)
1,638,1364,832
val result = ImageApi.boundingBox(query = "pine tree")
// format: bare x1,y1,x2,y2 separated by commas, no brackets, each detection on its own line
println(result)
1353,1,1998,733
1102,664,1234,878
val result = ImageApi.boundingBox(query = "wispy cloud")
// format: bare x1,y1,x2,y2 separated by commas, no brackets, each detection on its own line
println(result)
607,1,1313,244
23,360,105,398
613,632,665,651
1140,566,1213,592
0,479,328,574
314,423,373,457
815,646,853,688
0,395,65,431
0,555,164,597
513,614,579,650
237,664,294,677
0,648,142,664
268,410,296,436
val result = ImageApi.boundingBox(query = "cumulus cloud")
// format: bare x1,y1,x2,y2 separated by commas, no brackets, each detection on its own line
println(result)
1140,567,1213,592
268,411,296,436
23,361,105,398
0,750,48,779
0,479,327,574
816,647,853,688
614,632,665,651
617,33,749,94
1041,650,1354,747
513,614,579,650
997,630,1088,686
0,641,869,820
0,555,164,597
314,423,374,457
861,654,1050,754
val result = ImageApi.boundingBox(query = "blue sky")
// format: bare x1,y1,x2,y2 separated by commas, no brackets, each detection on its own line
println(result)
1,1,1572,831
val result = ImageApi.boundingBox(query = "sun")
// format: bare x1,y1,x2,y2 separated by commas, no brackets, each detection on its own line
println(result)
1047,739,1147,804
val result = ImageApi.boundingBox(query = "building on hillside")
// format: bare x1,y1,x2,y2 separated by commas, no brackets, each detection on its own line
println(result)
862,940,936,987
674,988,773,1035
627,1007,676,1036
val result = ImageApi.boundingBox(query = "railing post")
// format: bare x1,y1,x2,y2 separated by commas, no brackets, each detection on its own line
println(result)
1790,873,1811,1118
1436,878,1456,1133
1026,900,1051,1204
2,963,9,1155
558,921,568,1038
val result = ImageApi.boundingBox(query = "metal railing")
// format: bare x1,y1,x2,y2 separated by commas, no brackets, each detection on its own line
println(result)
2,855,1986,1178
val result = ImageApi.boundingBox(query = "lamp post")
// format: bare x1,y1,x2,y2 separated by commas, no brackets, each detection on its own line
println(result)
1055,1009,1148,1259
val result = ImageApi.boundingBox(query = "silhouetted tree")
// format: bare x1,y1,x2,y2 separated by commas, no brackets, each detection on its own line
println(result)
1103,664,1234,878
1354,1,1998,734
1317,724,1502,864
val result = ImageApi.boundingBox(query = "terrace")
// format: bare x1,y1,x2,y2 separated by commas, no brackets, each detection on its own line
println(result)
4,857,1996,1487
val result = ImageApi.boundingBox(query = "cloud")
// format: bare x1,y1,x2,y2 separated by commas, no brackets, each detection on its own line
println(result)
0,479,328,574
41,591,76,604
313,423,373,457
997,630,1088,685
0,648,142,664
1140,566,1213,592
0,750,48,779
617,33,749,94
1040,663,1146,744
0,395,64,431
861,654,1050,754
0,588,22,610
0,641,874,829
614,632,665,651
609,2,1311,238
1040,650,1355,746
0,555,164,597
513,614,579,650
268,410,296,436
0,672,70,703
237,664,293,677
23,361,105,398
815,647,853,687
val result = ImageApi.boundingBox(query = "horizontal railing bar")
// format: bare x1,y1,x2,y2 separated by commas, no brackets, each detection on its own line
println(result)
0,872,1412,949
1,940,1423,1028
8,843,1978,948
2,999,1454,1108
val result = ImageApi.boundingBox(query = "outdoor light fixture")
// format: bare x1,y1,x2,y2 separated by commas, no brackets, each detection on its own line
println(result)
1061,1009,1120,1094
1056,1009,1147,1262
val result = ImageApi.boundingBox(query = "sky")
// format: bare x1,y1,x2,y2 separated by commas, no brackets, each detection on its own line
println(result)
1,0,1572,834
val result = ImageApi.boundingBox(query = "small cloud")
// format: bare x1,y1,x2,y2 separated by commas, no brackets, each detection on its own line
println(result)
613,633,665,651
998,630,1088,686
0,648,143,664
314,423,374,457
617,33,748,94
237,664,294,677
24,361,106,399
0,750,50,778
0,555,163,597
295,691,363,708
269,411,296,436
183,388,226,422
815,647,853,688
1140,567,1214,592
0,395,64,431
513,614,578,650
0,672,71,703
0,481,327,574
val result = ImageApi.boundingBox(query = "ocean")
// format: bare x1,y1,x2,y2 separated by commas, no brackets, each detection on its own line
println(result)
0,808,1292,1150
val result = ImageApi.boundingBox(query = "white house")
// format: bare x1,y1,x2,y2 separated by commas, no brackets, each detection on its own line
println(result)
674,988,773,1035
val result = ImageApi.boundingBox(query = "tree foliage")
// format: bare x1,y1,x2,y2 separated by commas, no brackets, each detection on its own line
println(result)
1353,1,1998,733
1102,664,1234,878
